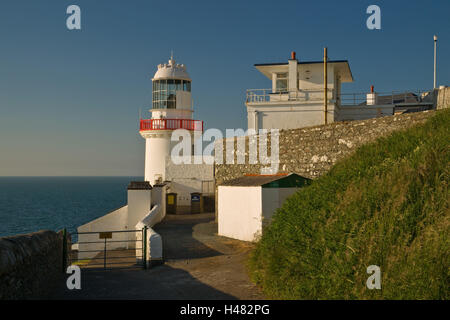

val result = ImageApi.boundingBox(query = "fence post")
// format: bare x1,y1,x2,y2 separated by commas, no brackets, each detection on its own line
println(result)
143,226,148,270
103,238,107,269
62,228,67,273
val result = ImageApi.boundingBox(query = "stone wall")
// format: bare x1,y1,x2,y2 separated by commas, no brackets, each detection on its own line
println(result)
436,86,450,110
215,110,436,185
0,230,70,300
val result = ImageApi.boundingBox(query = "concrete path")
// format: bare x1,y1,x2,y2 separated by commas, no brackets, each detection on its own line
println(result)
50,213,265,300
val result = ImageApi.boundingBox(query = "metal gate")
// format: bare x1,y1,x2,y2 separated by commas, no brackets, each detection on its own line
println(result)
68,228,147,270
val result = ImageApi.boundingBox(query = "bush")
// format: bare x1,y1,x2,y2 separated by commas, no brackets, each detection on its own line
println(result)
248,110,449,299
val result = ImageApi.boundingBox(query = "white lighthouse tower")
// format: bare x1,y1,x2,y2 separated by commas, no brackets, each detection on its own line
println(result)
140,56,203,184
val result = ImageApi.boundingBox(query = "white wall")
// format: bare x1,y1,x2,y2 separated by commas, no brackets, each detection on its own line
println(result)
165,155,214,206
127,189,152,246
248,102,337,130
135,185,167,265
298,63,335,93
77,205,129,259
176,91,192,110
144,134,171,184
151,184,167,217
151,108,193,120
169,180,202,206
218,186,262,242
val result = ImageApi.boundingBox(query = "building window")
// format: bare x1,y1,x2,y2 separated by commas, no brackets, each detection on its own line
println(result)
276,73,288,92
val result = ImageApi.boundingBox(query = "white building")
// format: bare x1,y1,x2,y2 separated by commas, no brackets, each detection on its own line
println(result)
246,51,434,130
74,56,215,265
140,55,203,185
218,174,311,242
140,56,214,214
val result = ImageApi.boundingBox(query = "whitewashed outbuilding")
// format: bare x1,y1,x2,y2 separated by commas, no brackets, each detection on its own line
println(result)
218,174,311,242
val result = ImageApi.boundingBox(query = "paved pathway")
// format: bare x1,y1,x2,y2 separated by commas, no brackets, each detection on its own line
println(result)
50,213,265,300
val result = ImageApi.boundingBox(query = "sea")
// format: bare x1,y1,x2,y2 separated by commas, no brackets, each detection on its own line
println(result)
0,177,141,240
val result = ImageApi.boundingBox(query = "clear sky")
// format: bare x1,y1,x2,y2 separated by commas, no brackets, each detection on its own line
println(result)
0,0,448,176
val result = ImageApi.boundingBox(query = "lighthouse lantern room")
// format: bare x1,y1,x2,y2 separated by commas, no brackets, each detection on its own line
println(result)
140,56,203,184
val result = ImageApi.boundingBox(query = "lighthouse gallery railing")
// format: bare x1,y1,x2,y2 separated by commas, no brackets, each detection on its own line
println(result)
140,119,203,131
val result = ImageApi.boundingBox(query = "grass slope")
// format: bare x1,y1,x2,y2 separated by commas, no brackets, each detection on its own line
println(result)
248,110,449,299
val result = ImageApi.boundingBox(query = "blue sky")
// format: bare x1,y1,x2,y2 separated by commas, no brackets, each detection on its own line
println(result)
0,0,448,176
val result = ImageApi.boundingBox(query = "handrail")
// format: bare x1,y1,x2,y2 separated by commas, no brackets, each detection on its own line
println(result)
246,88,334,103
339,89,434,106
140,118,203,131
246,88,435,106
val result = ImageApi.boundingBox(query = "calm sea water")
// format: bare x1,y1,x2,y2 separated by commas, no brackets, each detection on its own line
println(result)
0,177,141,238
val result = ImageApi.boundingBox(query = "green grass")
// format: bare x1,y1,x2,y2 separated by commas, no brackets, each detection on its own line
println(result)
248,109,450,300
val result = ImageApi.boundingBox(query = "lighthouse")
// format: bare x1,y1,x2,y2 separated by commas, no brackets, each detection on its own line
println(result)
140,56,203,184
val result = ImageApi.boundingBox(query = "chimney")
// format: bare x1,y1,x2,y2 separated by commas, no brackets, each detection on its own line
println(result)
288,51,298,91
290,51,296,60
367,85,378,105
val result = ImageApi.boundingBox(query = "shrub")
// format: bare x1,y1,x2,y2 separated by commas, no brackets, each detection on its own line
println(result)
248,109,449,299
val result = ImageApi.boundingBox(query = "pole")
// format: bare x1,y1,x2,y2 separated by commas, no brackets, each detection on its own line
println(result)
62,228,67,273
143,226,148,270
433,35,437,89
104,237,107,269
324,47,328,124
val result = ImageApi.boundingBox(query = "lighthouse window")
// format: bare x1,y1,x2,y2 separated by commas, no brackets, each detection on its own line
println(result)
167,79,174,92
183,81,191,92
152,79,192,109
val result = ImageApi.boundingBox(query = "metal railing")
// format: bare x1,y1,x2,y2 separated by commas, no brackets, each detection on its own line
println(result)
246,88,333,104
140,118,203,131
246,88,435,106
339,89,434,106
69,228,147,270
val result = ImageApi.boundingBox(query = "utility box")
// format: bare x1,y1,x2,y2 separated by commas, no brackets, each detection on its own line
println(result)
190,192,202,214
166,193,177,214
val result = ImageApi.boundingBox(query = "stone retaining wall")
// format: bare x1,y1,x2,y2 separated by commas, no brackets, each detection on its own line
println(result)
215,110,435,185
0,230,70,300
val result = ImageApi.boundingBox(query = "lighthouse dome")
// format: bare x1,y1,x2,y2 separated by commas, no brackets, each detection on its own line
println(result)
153,57,191,81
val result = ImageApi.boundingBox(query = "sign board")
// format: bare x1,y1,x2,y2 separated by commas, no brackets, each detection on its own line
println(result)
191,194,201,202
99,232,112,239
168,195,175,205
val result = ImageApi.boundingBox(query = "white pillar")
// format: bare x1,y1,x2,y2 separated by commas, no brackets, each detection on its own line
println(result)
127,181,152,247
272,73,277,93
288,58,298,92
144,132,171,184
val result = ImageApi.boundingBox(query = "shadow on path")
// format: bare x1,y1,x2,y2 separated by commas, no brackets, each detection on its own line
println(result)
52,265,236,300
50,213,264,300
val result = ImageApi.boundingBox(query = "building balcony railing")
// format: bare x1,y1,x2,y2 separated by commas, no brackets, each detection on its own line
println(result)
338,89,434,106
140,118,203,131
246,88,435,106
246,88,334,104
